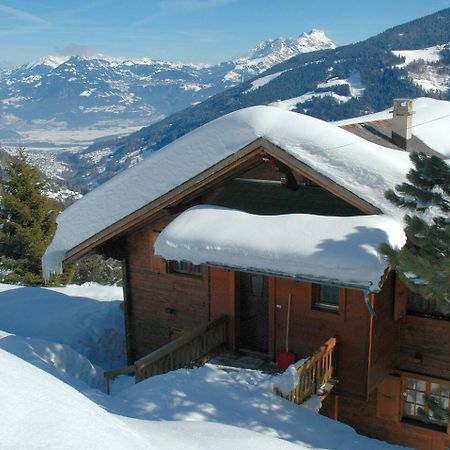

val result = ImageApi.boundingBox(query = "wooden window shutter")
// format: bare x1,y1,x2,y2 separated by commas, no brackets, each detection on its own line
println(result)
149,230,167,274
376,375,401,421
393,275,408,320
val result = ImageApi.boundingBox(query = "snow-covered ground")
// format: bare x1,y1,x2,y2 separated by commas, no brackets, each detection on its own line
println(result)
393,45,449,94
269,71,365,110
0,283,125,370
0,283,408,449
243,70,288,94
270,91,351,110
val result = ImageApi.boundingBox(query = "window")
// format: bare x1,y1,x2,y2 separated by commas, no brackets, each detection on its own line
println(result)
251,275,264,296
408,292,450,319
312,284,340,311
404,376,450,429
167,260,202,276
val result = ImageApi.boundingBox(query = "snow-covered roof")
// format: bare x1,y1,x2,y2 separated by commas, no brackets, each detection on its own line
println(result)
154,206,406,292
334,97,450,158
43,105,413,278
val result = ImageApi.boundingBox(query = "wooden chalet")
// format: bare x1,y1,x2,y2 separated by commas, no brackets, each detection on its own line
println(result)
43,104,450,450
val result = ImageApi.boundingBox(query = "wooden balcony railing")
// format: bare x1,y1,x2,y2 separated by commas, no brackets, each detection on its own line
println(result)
104,315,228,392
274,337,338,405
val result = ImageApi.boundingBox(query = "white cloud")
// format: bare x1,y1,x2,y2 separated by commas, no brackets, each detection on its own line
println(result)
0,4,49,26
55,44,98,57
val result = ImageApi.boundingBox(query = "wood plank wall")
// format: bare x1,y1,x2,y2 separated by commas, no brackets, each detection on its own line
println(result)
273,278,371,398
126,224,209,360
368,272,399,393
397,315,450,379
336,390,450,450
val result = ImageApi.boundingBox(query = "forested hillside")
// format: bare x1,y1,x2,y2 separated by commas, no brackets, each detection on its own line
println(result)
68,7,450,188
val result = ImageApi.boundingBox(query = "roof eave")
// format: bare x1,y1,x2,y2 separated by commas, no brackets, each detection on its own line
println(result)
61,137,382,267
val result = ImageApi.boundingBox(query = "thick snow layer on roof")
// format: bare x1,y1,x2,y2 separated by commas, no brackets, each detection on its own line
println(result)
335,97,450,157
155,206,406,291
43,105,412,278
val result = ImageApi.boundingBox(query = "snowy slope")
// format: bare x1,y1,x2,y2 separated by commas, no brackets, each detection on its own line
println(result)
43,106,412,278
0,331,105,390
0,349,149,450
269,71,365,110
393,44,449,94
0,284,409,449
112,364,406,450
0,283,125,369
155,206,406,291
334,97,450,157
1,347,302,450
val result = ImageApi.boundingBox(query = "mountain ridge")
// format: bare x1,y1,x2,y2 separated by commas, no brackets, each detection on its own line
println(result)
69,7,450,189
0,30,335,132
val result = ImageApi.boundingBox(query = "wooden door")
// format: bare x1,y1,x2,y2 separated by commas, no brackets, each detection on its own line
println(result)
239,273,269,353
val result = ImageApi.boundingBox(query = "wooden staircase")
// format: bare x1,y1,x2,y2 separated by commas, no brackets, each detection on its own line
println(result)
104,315,228,394
274,337,338,405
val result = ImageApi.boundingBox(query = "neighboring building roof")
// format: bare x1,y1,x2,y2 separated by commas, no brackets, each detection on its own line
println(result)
155,206,406,292
335,97,450,158
340,120,441,156
43,105,413,278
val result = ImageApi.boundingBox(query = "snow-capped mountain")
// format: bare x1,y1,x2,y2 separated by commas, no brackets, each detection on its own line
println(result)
68,8,450,189
223,29,336,83
0,30,336,134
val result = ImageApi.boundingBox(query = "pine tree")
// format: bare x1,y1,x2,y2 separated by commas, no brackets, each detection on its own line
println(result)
380,152,450,312
0,149,59,284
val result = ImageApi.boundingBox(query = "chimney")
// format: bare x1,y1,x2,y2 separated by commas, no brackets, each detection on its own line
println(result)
391,98,414,150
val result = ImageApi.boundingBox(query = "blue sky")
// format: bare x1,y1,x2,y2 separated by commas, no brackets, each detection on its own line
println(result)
0,0,449,67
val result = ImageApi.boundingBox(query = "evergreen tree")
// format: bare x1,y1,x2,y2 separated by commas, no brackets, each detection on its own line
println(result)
0,149,59,284
73,254,122,286
380,152,450,312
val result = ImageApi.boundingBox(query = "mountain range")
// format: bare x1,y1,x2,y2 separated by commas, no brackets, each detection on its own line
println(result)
1,8,450,193
68,7,450,189
0,30,335,133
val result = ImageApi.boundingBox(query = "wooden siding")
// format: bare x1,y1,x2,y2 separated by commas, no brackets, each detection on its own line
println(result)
397,314,450,379
368,272,399,393
336,387,450,450
209,267,237,350
209,178,362,216
273,278,370,398
126,224,209,360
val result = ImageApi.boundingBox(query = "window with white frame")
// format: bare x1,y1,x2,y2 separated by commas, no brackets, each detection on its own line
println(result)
404,376,450,428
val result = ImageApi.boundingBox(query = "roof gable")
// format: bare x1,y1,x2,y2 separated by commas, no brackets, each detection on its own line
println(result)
43,106,412,278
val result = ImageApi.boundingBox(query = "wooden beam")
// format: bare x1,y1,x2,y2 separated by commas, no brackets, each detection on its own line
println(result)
63,140,265,264
258,138,381,215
